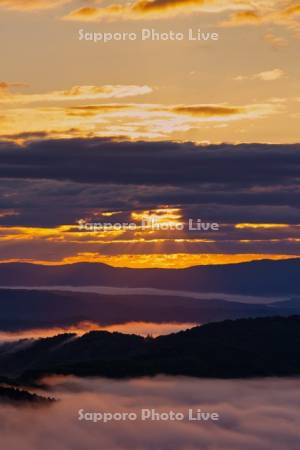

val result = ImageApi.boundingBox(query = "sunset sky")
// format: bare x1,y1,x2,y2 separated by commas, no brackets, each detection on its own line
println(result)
0,0,299,268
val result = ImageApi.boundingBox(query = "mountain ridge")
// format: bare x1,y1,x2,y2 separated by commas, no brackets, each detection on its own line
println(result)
1,316,299,381
0,288,299,332
0,258,299,295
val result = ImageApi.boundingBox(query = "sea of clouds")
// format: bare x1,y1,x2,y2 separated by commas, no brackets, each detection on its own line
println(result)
0,376,299,450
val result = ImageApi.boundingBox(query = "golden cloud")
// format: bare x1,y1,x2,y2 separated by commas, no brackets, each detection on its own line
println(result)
65,104,133,117
0,82,280,142
223,10,263,25
0,219,299,269
222,0,300,32
234,68,285,81
263,32,288,48
62,0,300,28
283,3,300,16
0,84,152,105
0,81,28,90
2,0,300,37
2,252,298,268
0,0,70,10
64,0,247,21
0,95,280,142
132,0,208,14
235,223,291,229
170,105,242,117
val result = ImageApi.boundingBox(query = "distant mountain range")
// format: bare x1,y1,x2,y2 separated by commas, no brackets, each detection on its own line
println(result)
0,258,299,296
1,316,300,381
0,288,300,332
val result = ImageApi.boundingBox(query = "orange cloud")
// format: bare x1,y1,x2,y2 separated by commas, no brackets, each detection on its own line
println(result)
234,68,285,82
283,3,300,16
222,1,300,32
0,81,28,90
132,0,209,14
0,84,152,104
0,0,70,10
235,223,291,229
168,103,279,122
1,218,299,268
223,10,263,25
65,104,133,117
2,0,300,37
63,0,300,29
64,0,247,21
263,32,288,48
0,99,280,142
2,253,298,268
0,81,282,142
171,105,242,117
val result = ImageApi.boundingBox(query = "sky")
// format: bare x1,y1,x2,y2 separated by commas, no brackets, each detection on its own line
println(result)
0,0,299,268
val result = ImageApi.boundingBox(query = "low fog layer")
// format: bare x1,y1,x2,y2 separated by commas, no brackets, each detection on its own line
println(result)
0,285,285,304
0,376,299,450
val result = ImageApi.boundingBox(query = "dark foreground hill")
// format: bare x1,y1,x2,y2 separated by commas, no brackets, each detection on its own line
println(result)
0,258,300,296
0,386,54,404
1,316,300,381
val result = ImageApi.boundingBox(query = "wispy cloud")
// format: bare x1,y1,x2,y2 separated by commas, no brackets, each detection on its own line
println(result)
0,82,280,141
222,1,300,34
0,101,278,141
0,0,70,11
234,68,285,82
263,32,288,48
0,84,152,104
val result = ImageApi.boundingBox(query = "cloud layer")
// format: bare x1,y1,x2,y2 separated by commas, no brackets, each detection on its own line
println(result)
0,82,278,142
0,0,70,10
0,139,298,187
0,139,299,266
0,376,300,450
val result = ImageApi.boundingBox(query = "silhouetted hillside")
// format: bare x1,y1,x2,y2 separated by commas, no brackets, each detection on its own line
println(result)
1,316,300,381
0,386,54,404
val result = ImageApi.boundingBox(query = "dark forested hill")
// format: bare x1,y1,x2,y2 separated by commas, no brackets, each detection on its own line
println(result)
1,316,300,381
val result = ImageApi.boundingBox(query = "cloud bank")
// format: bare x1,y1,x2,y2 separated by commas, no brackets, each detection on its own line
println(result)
0,376,299,450
0,139,299,265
